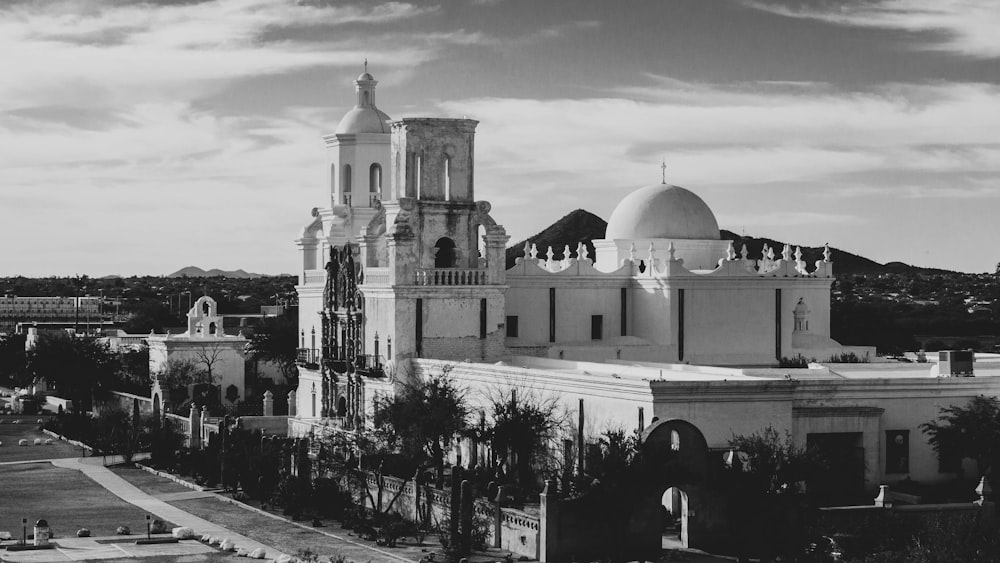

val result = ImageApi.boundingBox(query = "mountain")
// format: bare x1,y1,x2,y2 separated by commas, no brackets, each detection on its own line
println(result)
505,209,608,269
505,210,957,276
167,266,264,278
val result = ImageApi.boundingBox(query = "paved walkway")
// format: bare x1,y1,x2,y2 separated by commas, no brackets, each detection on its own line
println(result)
0,535,218,563
48,457,286,561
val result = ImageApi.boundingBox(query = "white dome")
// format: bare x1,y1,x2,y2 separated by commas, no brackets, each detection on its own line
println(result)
335,106,392,135
605,183,720,240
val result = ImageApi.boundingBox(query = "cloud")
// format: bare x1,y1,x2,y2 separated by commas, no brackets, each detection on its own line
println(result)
743,0,1000,58
0,0,444,111
438,77,1000,244
717,211,861,228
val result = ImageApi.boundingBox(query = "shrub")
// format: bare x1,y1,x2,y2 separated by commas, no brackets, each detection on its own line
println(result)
828,351,869,363
779,354,813,368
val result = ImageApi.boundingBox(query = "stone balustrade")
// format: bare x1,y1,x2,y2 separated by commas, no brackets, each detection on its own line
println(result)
414,268,489,286
361,267,390,285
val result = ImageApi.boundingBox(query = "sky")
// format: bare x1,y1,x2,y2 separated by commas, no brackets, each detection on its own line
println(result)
2,0,999,277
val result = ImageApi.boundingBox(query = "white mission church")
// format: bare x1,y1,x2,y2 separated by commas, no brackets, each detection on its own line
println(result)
288,68,1000,508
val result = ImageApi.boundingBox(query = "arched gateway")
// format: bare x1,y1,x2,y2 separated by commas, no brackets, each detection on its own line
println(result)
638,419,713,551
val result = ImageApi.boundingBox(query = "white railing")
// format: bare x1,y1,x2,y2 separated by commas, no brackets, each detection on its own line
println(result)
414,268,489,286
303,269,325,285
361,267,390,285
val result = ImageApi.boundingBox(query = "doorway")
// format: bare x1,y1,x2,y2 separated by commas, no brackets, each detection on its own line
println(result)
661,486,689,548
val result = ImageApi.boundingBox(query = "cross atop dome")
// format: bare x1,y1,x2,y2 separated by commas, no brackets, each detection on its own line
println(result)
661,159,667,184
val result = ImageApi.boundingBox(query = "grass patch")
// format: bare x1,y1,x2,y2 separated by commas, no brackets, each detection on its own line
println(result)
108,465,195,497
0,462,173,538
0,417,85,462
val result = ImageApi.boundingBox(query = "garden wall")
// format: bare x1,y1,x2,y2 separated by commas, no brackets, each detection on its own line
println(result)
353,472,540,560
101,391,154,415
237,416,289,436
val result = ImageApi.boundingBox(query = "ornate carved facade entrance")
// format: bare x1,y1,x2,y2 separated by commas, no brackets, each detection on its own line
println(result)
321,243,383,425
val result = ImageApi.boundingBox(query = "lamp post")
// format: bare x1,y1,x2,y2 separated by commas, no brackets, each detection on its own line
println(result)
21,517,26,546
145,514,151,540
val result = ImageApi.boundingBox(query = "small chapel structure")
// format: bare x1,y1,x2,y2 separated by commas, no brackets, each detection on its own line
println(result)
148,296,247,412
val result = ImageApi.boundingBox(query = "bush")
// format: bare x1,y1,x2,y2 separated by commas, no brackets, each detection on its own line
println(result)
313,478,352,519
779,354,813,368
828,351,869,363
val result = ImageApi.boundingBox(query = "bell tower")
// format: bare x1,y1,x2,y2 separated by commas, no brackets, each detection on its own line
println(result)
360,118,510,373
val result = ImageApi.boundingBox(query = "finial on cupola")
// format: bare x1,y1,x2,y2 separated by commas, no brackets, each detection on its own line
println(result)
661,159,667,184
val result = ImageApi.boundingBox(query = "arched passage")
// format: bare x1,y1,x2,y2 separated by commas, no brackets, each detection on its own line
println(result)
337,396,347,417
661,487,689,548
640,419,712,549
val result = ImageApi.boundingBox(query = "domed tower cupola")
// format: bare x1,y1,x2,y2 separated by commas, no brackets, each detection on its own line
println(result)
355,60,378,110
325,61,392,211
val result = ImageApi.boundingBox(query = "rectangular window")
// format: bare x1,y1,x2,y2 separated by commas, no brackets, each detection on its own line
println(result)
677,289,685,362
549,288,556,343
506,315,518,338
885,430,910,474
620,287,627,336
479,298,487,339
591,315,603,340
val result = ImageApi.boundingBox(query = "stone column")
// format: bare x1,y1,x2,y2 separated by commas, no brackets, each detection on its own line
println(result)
459,479,473,555
539,479,559,562
287,390,297,417
262,390,274,416
188,404,201,449
201,405,210,450
449,467,462,551
493,485,505,549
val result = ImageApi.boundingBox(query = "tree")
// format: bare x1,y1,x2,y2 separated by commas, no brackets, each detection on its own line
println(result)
116,345,150,394
0,333,29,388
921,395,1000,479
486,386,566,493
153,357,209,405
727,425,817,495
192,341,226,386
245,315,299,384
26,333,119,409
373,371,468,481
726,426,822,562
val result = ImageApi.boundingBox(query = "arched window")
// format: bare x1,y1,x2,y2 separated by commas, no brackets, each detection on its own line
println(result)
202,301,210,315
363,91,369,105
208,322,217,335
330,163,336,194
369,163,382,193
337,396,347,417
343,164,352,205
434,237,457,268
443,155,451,200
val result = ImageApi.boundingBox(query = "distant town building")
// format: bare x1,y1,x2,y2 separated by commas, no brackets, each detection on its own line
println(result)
0,295,101,333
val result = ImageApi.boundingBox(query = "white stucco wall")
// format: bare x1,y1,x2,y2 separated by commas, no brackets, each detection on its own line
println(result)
148,336,247,403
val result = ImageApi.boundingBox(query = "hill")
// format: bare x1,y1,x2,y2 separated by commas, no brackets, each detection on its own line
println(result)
167,266,264,278
505,210,956,276
505,209,608,269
